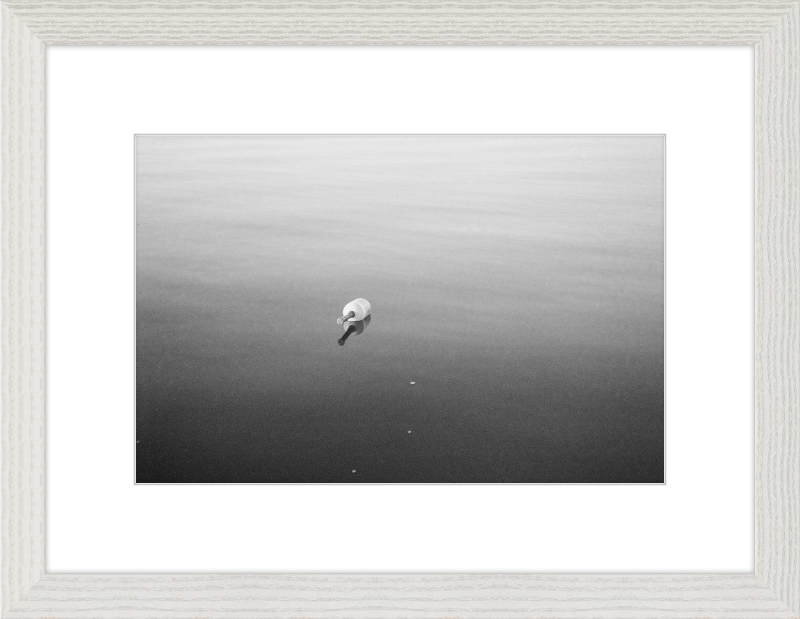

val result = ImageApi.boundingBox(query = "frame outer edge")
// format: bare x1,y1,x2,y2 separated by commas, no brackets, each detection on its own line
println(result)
0,0,797,46
755,2,800,616
1,1,799,617
0,2,46,614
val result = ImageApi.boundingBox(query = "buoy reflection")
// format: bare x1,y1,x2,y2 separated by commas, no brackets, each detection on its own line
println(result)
338,314,371,346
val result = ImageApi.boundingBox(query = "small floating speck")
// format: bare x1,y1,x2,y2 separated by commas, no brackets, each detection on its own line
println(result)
410,381,415,385
407,430,412,434
351,469,357,474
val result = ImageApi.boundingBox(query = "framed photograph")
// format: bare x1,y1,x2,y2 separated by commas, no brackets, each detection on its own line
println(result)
2,1,797,617
135,134,665,485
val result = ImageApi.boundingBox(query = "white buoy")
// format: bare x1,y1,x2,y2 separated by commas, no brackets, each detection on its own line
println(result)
337,298,371,325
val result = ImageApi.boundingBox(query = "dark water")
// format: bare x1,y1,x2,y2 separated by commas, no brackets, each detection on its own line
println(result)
136,135,664,483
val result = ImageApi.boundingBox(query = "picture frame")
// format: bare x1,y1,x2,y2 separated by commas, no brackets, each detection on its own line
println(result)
2,1,797,617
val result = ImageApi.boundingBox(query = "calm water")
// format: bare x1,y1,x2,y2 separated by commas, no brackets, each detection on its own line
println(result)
136,136,664,483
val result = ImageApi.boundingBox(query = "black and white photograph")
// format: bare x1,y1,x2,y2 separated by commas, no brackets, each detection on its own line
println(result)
135,135,664,483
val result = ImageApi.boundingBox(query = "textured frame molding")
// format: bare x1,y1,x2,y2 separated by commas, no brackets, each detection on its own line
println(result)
2,1,798,617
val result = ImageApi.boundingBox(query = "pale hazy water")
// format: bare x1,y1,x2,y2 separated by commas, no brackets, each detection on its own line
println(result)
136,135,664,483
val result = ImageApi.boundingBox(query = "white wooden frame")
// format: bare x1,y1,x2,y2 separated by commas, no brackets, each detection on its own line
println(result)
2,1,798,617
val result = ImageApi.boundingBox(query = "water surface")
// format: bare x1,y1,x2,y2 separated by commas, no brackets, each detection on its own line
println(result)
136,135,664,483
